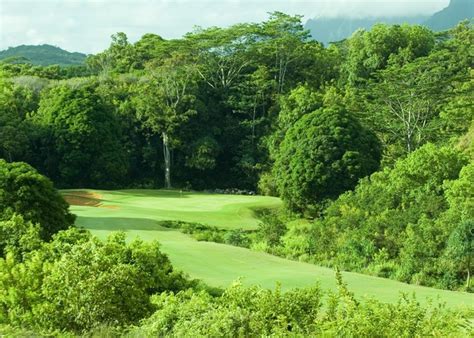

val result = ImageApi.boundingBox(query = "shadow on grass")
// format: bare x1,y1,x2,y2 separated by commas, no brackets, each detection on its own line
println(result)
76,216,177,232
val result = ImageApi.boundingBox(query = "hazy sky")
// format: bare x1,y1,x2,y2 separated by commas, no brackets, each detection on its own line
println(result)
0,0,450,54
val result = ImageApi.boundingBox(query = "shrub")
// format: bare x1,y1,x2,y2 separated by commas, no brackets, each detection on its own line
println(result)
133,273,472,337
0,160,75,240
0,230,192,333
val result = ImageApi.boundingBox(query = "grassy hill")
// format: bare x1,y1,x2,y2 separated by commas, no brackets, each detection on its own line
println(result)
65,189,474,309
0,44,87,66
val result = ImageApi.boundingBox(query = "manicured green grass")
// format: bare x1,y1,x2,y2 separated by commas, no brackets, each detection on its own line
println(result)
64,189,281,229
67,189,474,309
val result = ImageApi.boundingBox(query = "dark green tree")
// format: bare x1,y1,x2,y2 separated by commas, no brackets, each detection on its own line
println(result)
34,82,127,187
0,77,36,162
0,160,75,240
445,220,474,289
273,106,381,212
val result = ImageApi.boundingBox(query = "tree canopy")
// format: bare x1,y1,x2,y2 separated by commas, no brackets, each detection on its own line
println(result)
273,106,381,212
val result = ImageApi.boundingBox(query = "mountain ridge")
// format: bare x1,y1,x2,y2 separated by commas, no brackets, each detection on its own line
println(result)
0,44,87,66
305,0,473,44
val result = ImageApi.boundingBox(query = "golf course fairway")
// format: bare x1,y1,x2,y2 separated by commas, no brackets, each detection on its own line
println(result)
65,189,474,309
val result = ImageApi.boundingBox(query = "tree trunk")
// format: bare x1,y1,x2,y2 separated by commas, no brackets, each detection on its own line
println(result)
467,269,471,289
252,95,257,145
162,132,171,189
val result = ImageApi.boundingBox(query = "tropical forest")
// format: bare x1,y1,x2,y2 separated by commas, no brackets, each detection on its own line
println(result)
0,2,473,336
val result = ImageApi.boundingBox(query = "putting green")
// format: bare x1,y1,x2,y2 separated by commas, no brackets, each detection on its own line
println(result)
66,189,474,309
63,189,281,229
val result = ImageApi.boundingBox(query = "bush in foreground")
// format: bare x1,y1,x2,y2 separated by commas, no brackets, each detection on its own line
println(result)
131,272,472,337
0,159,75,240
0,229,193,333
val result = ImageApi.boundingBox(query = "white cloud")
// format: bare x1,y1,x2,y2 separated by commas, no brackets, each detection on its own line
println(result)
0,0,450,54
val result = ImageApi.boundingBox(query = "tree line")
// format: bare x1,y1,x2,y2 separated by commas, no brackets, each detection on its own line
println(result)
1,14,464,191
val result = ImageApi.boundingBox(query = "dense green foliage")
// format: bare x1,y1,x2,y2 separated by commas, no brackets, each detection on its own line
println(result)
273,107,381,213
33,83,127,187
238,144,473,291
0,227,193,333
131,271,471,337
0,160,75,240
344,24,435,84
1,18,471,194
0,215,41,260
308,145,469,287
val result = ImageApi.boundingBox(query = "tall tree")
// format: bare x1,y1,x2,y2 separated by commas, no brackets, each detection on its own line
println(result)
362,49,463,157
135,54,198,188
0,77,35,162
185,24,256,92
445,220,474,289
343,24,435,84
257,12,311,93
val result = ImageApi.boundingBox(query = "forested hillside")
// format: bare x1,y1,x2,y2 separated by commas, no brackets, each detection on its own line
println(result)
0,13,473,336
0,44,87,66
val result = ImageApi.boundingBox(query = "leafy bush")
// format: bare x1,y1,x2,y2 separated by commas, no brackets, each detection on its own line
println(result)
224,228,251,248
0,214,42,260
135,281,323,336
444,219,474,290
0,160,75,240
132,272,472,337
258,211,287,247
0,230,193,333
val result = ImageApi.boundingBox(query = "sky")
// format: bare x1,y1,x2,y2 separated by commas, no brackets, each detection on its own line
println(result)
0,0,450,54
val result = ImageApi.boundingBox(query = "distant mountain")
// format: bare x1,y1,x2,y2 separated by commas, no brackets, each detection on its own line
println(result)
305,0,473,44
0,44,87,66
305,16,428,45
424,0,474,31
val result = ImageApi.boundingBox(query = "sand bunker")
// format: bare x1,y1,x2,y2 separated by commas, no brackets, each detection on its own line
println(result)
63,191,119,209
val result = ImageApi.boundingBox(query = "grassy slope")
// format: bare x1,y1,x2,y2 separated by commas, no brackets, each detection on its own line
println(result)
68,189,474,309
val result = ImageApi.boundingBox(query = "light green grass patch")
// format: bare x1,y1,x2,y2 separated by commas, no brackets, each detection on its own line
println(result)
66,189,474,310
64,189,281,229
